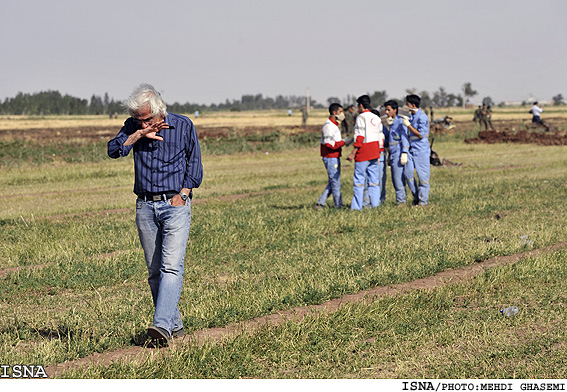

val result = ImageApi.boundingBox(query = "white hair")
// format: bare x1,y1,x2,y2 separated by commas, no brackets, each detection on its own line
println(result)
123,83,168,117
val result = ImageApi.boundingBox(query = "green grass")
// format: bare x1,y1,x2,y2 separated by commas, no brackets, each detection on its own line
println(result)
0,130,566,378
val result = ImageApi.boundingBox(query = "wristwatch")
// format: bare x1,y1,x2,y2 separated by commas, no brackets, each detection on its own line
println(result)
179,191,189,201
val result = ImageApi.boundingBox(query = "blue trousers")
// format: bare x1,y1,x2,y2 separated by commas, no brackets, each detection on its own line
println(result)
410,149,430,205
363,155,386,207
390,152,418,204
317,157,342,208
352,159,380,210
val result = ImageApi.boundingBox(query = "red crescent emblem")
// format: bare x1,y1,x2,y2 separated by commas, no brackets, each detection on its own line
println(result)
370,117,377,126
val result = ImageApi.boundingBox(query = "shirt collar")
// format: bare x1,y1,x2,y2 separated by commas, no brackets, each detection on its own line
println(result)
329,116,339,126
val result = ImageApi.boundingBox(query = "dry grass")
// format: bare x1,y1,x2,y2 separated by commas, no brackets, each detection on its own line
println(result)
2,106,566,131
0,110,329,131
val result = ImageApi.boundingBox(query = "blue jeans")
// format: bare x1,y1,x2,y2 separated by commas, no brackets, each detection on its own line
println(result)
136,198,192,334
317,157,342,208
352,159,380,210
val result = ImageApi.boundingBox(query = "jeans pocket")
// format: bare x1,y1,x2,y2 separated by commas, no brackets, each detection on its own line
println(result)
136,198,144,209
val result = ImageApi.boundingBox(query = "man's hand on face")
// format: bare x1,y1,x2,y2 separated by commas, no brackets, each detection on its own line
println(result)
141,120,171,141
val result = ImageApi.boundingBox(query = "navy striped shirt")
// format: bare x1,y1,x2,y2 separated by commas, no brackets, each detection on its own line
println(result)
107,113,203,195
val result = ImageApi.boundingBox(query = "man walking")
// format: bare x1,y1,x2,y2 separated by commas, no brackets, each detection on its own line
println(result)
108,84,203,345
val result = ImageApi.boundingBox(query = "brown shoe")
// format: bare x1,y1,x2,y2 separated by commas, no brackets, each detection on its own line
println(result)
147,326,171,345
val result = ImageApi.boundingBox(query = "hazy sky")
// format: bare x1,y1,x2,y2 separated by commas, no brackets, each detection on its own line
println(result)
1,0,566,106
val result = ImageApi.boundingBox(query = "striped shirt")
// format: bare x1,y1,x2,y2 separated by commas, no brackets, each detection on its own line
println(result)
107,112,203,195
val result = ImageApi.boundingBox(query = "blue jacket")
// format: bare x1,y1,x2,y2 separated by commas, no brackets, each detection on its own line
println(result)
409,109,430,154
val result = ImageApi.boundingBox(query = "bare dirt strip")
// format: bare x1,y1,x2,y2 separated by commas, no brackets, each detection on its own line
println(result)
45,241,566,378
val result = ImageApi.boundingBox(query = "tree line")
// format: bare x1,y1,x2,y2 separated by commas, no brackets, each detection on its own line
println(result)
334,84,565,109
0,91,124,116
0,91,325,116
1,86,564,116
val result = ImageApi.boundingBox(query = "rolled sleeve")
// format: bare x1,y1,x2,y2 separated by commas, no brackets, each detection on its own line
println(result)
183,121,203,189
107,118,136,158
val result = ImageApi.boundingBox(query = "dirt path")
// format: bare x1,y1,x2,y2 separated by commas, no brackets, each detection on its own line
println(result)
45,242,566,378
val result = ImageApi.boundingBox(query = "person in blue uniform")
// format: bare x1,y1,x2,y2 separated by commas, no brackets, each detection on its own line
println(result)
402,94,430,206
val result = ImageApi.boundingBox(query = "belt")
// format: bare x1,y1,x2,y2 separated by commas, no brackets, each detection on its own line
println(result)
138,192,178,202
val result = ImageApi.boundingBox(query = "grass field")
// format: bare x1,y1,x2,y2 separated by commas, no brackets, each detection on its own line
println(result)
0,110,566,379
2,104,565,130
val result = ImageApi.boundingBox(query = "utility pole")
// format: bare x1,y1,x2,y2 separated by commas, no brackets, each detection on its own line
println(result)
306,87,311,115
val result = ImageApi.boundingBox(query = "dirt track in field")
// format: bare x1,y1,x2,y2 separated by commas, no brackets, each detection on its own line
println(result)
44,242,567,378
0,124,322,144
1,117,566,145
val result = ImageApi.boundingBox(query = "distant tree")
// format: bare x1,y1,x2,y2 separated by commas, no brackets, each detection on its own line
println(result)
419,91,432,108
89,94,104,115
482,96,494,106
327,97,341,105
462,82,477,107
447,94,461,107
369,90,387,107
552,94,564,106
432,87,449,107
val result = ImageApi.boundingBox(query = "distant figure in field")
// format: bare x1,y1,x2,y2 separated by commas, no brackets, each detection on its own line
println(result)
479,103,489,131
473,106,481,126
301,106,308,127
195,110,199,119
288,109,292,116
341,105,356,137
486,105,494,130
315,103,352,210
429,106,434,123
107,84,203,346
531,101,543,124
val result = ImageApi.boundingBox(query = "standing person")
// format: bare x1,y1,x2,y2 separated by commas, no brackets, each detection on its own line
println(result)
473,105,481,126
107,84,203,345
479,103,489,131
531,101,543,124
486,105,494,130
347,95,382,210
301,106,308,127
429,106,434,123
342,105,356,137
315,103,351,209
402,94,430,206
362,108,386,208
384,100,417,205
